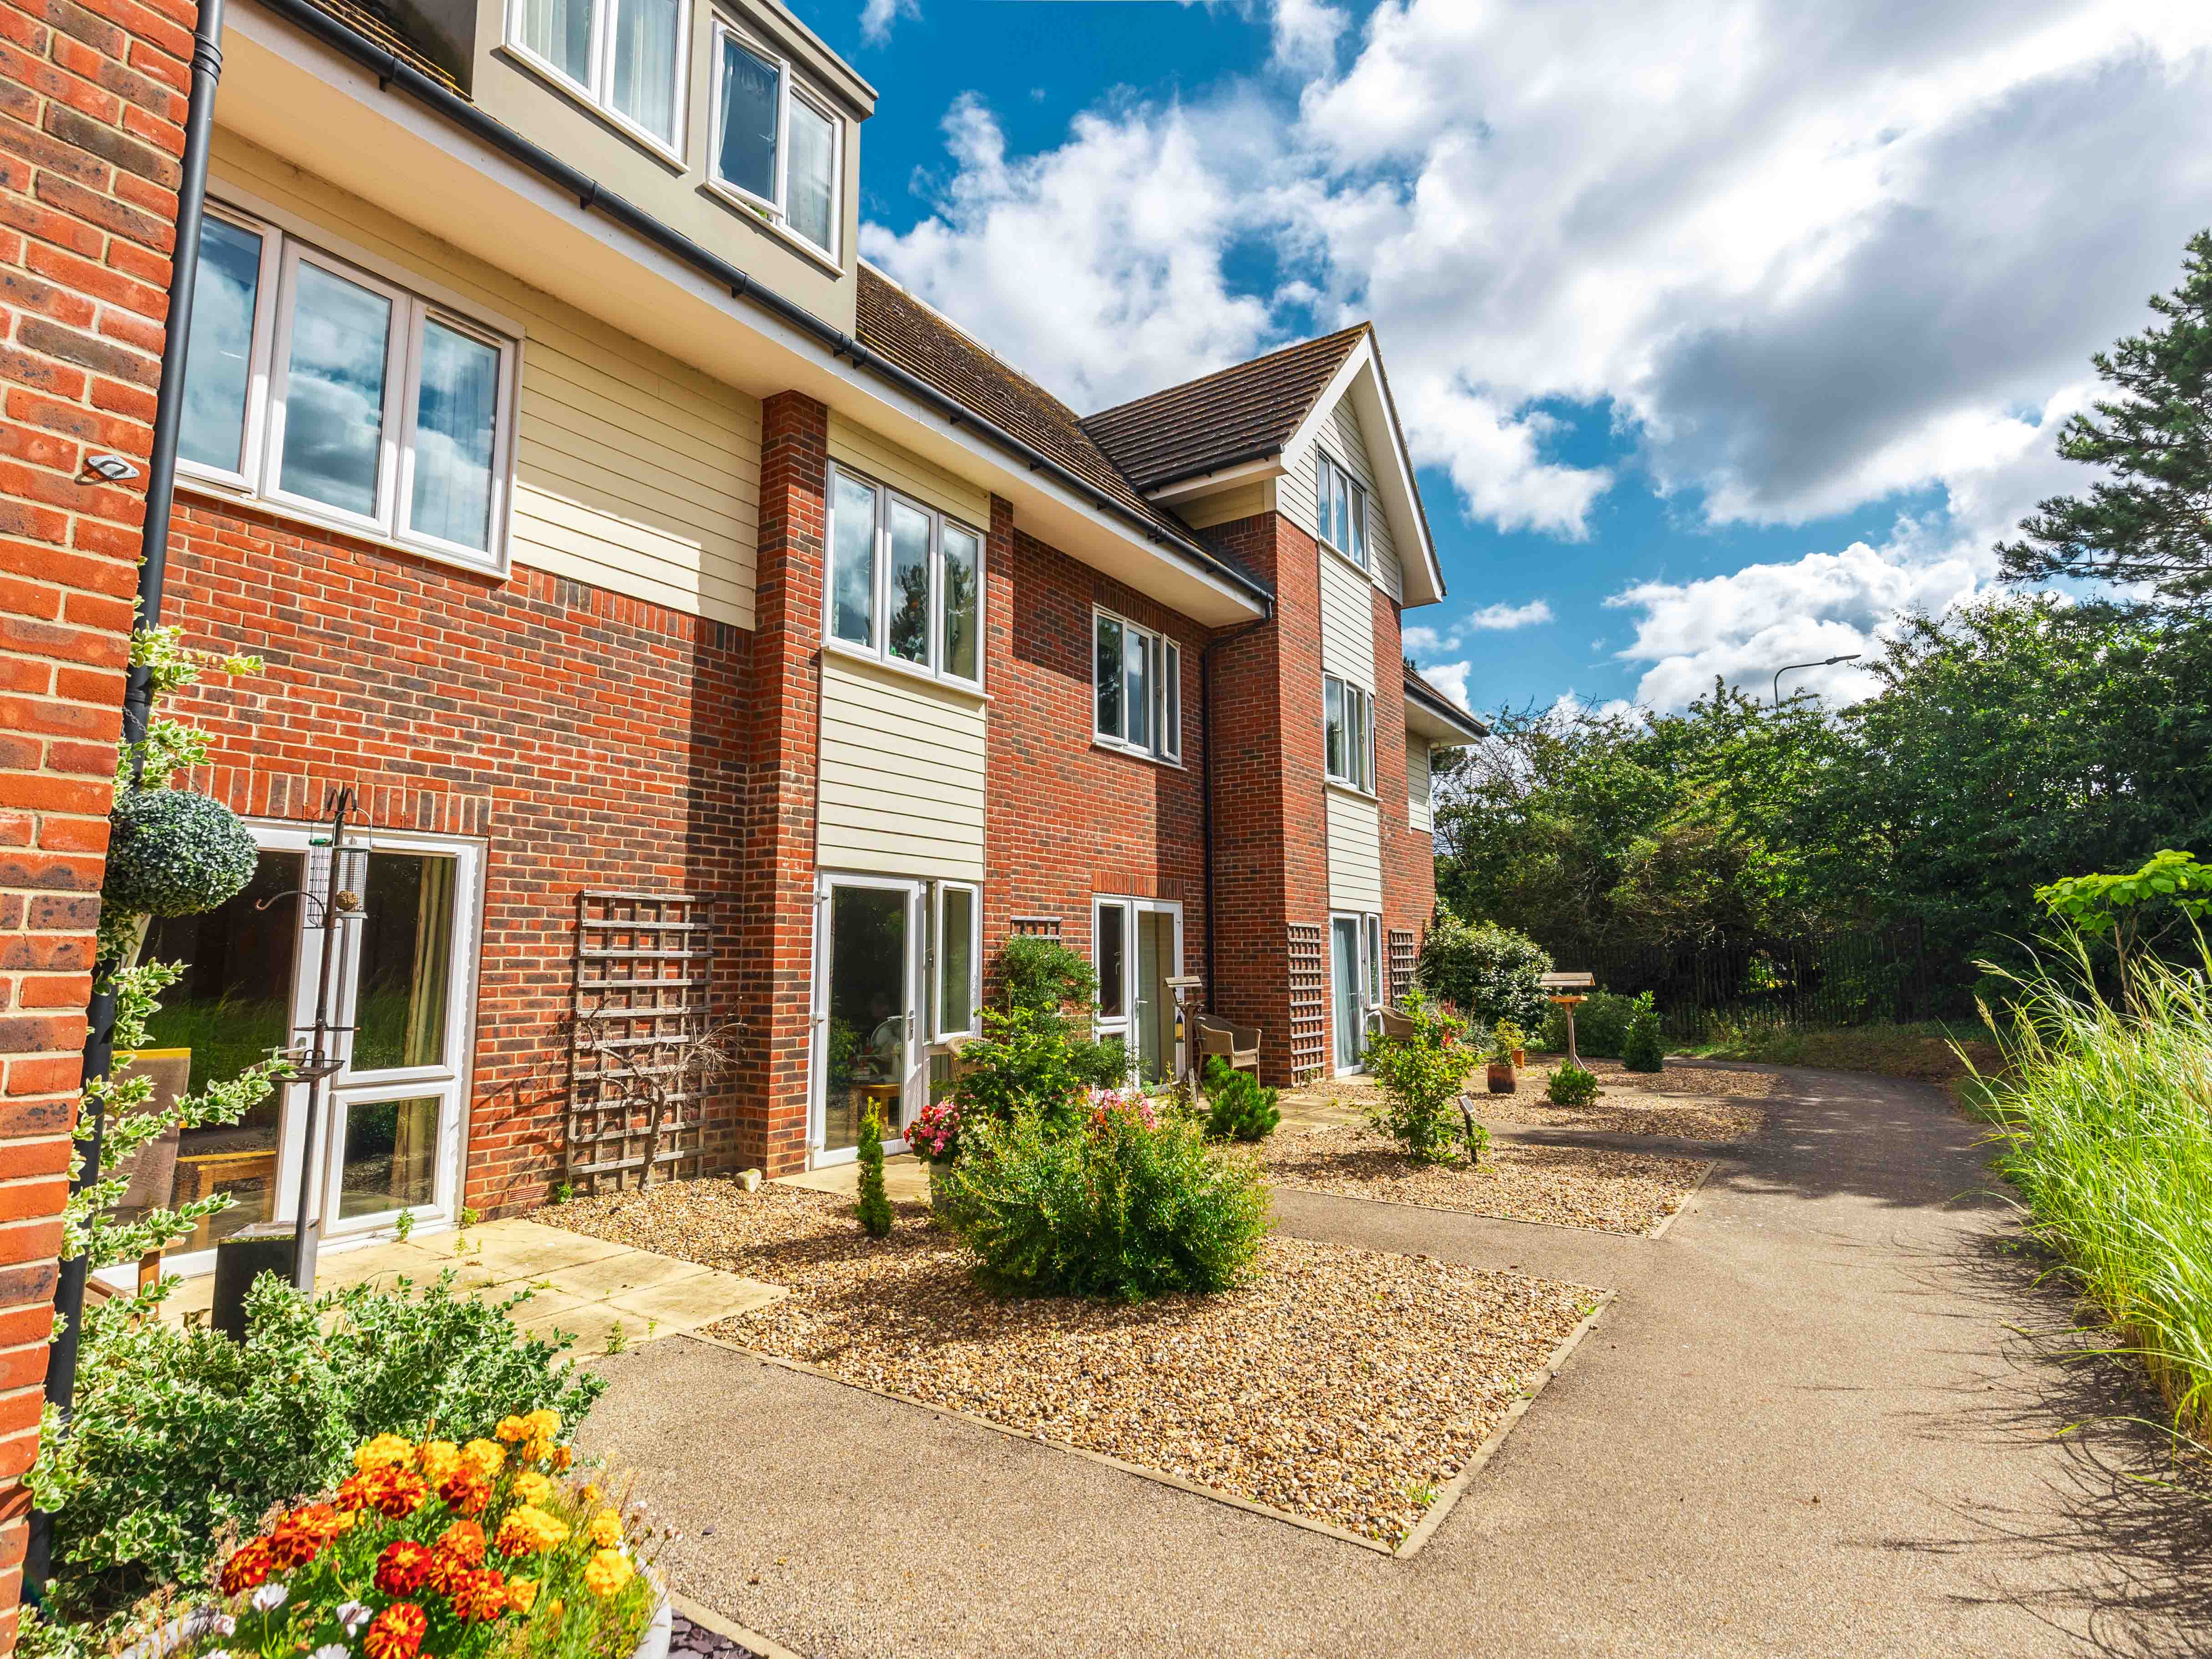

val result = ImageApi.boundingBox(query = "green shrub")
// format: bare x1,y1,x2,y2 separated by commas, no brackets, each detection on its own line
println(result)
951,1003,1125,1134
1364,995,1483,1165
29,1272,603,1618
101,789,257,920
1620,992,1665,1073
1202,1058,1280,1142
997,934,1099,1013
933,1097,1271,1300
855,1101,892,1236
1547,1062,1600,1105
1539,990,1637,1058
1417,908,1553,1030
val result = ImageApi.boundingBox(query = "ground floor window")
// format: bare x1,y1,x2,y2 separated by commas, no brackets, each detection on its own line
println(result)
1330,910,1384,1073
1093,896,1182,1087
122,823,480,1275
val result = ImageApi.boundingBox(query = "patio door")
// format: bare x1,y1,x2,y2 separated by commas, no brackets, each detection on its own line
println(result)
1093,896,1182,1087
1332,911,1382,1074
814,875,924,1163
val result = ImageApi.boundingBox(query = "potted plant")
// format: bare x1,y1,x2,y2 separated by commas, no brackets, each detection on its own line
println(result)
1485,1032,1517,1094
1493,1018,1528,1069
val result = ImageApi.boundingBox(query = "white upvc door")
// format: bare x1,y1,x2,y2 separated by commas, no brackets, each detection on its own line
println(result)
1330,910,1384,1075
1092,895,1184,1088
811,874,925,1165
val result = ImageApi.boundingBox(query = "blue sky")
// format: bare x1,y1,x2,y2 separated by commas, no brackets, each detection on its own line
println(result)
799,1,2212,717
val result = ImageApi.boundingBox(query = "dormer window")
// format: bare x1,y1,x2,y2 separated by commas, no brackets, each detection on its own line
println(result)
508,0,686,154
711,21,840,259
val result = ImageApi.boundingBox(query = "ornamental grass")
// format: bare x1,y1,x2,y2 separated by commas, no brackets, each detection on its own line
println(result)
1968,944,2212,1453
178,1410,663,1659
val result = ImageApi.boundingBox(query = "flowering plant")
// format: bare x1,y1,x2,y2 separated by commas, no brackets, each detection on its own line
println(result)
905,1098,961,1165
181,1411,661,1659
1081,1086,1159,1134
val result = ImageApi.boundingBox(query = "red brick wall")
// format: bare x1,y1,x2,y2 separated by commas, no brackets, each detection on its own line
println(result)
163,497,757,1212
0,0,191,1634
980,494,1209,984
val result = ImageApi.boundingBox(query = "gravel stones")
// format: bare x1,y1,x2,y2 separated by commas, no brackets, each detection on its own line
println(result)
548,1181,1596,1544
1263,1126,1711,1235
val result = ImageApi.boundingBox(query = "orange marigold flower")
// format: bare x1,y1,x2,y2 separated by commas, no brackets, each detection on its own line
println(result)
551,1446,573,1472
504,1577,539,1614
493,1415,532,1445
493,1505,569,1557
437,1519,487,1567
451,1566,510,1623
438,1465,492,1517
363,1603,427,1659
354,1433,415,1472
363,1465,430,1519
217,1538,274,1597
588,1510,624,1550
335,1473,374,1512
269,1503,343,1570
374,1539,434,1597
416,1440,464,1484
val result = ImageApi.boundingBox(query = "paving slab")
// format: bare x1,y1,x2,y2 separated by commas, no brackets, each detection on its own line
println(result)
577,1066,2212,1658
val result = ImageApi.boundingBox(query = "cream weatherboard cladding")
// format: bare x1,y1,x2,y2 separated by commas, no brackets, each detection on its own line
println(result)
817,653,989,882
1318,552,1376,688
203,132,762,627
1279,392,1405,603
828,413,990,529
1408,736,1433,834
1326,788,1384,912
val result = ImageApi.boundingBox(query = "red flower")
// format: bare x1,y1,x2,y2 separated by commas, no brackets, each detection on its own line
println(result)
363,1603,427,1659
374,1539,434,1597
437,1465,491,1517
450,1567,510,1623
218,1538,274,1597
335,1473,373,1512
363,1466,430,1519
268,1503,342,1570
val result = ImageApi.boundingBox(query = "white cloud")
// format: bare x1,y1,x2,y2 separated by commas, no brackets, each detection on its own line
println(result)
1419,659,1473,709
1468,598,1555,632
859,0,917,46
1271,0,1349,76
1406,598,1554,663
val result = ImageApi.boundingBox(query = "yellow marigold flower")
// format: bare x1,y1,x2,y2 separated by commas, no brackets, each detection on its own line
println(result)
582,1548,633,1598
417,1440,463,1483
493,1505,570,1557
504,1577,539,1614
462,1438,506,1477
354,1433,415,1472
494,1415,532,1445
521,1438,553,1465
511,1472,554,1506
588,1510,624,1549
524,1408,561,1440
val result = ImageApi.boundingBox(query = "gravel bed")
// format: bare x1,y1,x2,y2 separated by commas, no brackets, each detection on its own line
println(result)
1263,1126,1711,1235
1544,1058,1780,1099
1476,1090,1768,1141
548,1181,1597,1544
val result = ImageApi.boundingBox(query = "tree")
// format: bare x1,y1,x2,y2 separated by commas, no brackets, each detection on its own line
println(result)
1998,230,2212,606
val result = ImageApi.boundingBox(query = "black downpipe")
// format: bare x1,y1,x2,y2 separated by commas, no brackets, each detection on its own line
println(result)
1200,617,1272,1010
29,0,228,1596
253,0,1275,613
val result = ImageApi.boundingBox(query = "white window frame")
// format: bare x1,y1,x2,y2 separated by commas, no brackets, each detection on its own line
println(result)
177,200,520,579
930,880,982,1043
707,17,843,263
1331,908,1385,1074
822,463,986,690
1324,673,1376,794
1093,606,1182,764
1092,894,1184,1088
1318,451,1370,573
502,0,691,163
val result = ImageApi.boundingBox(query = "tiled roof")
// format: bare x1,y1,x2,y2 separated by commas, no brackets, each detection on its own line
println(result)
302,0,467,96
1081,326,1369,494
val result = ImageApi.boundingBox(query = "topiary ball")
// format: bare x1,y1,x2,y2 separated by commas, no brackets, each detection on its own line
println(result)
102,789,258,918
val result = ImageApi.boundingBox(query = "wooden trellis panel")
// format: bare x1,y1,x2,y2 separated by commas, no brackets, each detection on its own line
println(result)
566,889,712,1194
1287,922,1328,1082
1389,929,1418,1006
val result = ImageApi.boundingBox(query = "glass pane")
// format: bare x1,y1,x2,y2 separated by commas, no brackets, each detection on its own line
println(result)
1316,459,1332,544
887,498,931,665
829,473,877,646
823,886,907,1155
1094,616,1123,738
519,0,592,82
1325,678,1345,778
1332,917,1362,1070
1163,641,1180,758
1125,626,1149,751
1096,905,1125,1019
1349,688,1369,789
1349,482,1368,568
280,260,391,519
938,887,974,1036
941,524,980,681
138,851,303,1253
337,1095,438,1219
1366,917,1383,1006
717,36,779,200
409,319,498,552
609,0,679,142
1136,912,1174,1086
179,217,263,473
787,96,835,251
350,853,456,1072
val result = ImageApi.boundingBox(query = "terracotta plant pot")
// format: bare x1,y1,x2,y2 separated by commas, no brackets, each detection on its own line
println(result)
1486,1060,1516,1094
1510,1047,1527,1068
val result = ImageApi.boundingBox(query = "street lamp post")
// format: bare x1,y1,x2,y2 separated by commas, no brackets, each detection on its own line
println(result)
1771,653,1862,707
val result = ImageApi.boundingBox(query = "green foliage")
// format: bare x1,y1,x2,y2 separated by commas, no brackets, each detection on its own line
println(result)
101,789,257,922
855,1102,892,1237
1539,991,1636,1059
1364,995,1482,1165
1546,1063,1600,1106
27,1272,603,1617
996,934,1100,1013
1201,1057,1279,1142
2035,849,2212,961
1997,230,2212,609
933,1102,1271,1300
113,626,264,800
1620,992,1665,1073
951,1004,1126,1134
1415,907,1552,1030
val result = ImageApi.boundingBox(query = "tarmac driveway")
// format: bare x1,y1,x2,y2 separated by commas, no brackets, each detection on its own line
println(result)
579,1065,2212,1658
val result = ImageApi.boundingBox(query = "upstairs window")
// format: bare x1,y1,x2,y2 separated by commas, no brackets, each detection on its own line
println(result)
1094,609,1181,763
177,204,517,577
509,0,686,153
1318,452,1369,571
1324,674,1374,793
825,466,982,688
712,22,841,258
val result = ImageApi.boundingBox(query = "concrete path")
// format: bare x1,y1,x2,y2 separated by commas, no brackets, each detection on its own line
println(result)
579,1067,2212,1657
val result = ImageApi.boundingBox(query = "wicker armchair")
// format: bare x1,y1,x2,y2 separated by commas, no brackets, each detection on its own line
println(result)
1191,1013,1261,1077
